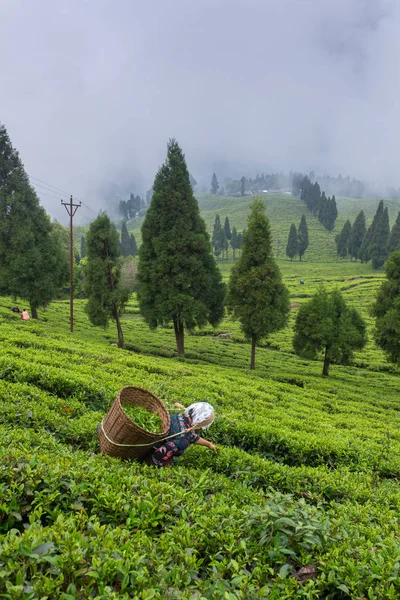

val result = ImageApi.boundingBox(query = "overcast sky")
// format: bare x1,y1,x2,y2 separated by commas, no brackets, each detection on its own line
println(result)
1,0,398,222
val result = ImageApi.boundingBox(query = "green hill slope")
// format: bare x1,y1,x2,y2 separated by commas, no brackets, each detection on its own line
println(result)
128,193,400,263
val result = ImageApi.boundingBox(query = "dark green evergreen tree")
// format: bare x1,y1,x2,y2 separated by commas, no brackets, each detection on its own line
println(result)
372,250,400,362
211,173,219,194
286,224,298,260
240,176,246,197
388,212,400,254
293,287,367,376
84,212,129,348
325,195,338,231
227,199,289,369
80,235,87,259
137,140,225,355
298,215,309,261
224,216,231,240
212,214,224,259
222,230,229,259
237,231,243,257
336,220,352,258
120,221,130,257
359,201,385,264
0,123,69,318
129,233,138,256
230,227,238,260
118,200,128,219
370,206,390,269
348,210,366,261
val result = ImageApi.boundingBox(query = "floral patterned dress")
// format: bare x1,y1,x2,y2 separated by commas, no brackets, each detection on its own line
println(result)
149,413,199,467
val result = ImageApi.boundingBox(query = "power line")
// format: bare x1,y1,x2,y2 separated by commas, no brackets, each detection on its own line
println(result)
28,175,69,196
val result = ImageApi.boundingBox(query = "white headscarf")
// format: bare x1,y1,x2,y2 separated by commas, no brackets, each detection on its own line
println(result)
185,402,215,430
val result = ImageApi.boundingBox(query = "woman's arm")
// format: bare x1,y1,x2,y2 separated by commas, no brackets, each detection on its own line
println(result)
195,437,217,453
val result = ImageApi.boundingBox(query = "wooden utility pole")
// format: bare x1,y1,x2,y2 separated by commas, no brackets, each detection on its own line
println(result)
61,196,81,332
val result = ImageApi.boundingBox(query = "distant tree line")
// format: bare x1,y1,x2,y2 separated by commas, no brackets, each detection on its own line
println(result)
335,200,400,268
211,215,244,260
118,193,146,220
295,176,338,231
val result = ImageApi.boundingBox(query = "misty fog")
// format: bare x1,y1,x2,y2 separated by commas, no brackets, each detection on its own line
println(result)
1,0,398,223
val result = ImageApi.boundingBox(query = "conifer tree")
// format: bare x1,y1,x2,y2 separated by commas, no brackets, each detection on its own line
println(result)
371,206,390,269
286,224,298,260
388,211,400,254
129,233,138,256
359,201,384,263
212,214,224,259
222,230,229,259
80,235,87,259
224,216,231,240
137,140,225,355
336,220,352,258
240,176,246,197
227,199,289,369
298,215,309,261
120,221,130,257
372,250,400,362
84,212,129,347
348,210,366,261
211,173,219,194
293,287,367,376
230,227,238,260
0,123,69,318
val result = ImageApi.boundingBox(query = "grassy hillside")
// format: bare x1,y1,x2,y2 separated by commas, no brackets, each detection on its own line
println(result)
1,249,400,599
127,192,400,263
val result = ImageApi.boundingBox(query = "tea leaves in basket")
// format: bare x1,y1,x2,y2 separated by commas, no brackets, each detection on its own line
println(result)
122,403,163,432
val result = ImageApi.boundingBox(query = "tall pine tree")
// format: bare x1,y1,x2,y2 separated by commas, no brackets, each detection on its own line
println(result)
298,215,309,261
348,210,366,261
370,206,390,269
120,221,130,257
0,123,68,318
210,173,219,194
286,224,298,260
129,233,138,256
137,140,225,355
212,214,224,259
230,227,238,261
336,220,352,258
224,216,231,240
359,201,384,264
84,212,129,347
227,199,289,369
372,250,400,362
388,211,400,254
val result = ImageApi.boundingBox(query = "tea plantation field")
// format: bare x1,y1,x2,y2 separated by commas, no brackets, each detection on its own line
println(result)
1,259,400,599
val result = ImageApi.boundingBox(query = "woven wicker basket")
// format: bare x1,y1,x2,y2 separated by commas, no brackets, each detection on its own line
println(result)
98,386,171,462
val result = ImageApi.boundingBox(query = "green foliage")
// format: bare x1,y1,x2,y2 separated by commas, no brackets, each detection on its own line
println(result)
122,404,162,432
286,223,298,260
137,140,225,355
212,214,224,258
360,200,390,268
348,210,366,261
210,172,219,194
129,233,137,256
223,216,231,240
80,234,86,259
336,220,351,258
227,199,289,368
293,287,367,375
388,211,400,254
372,250,400,363
297,215,309,261
0,123,69,316
84,212,129,347
120,221,130,257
